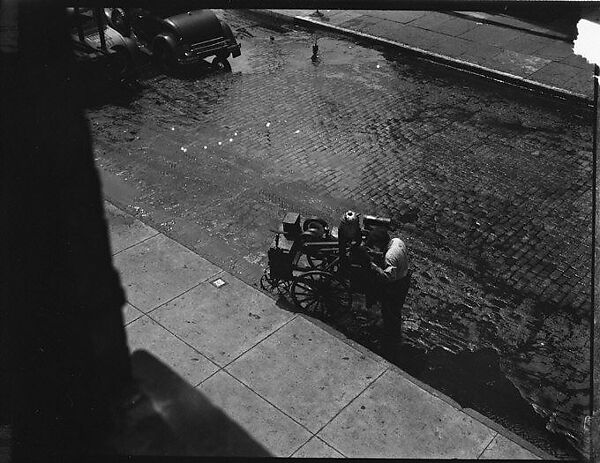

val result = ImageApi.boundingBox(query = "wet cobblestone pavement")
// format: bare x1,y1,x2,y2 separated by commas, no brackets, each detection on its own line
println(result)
88,10,591,458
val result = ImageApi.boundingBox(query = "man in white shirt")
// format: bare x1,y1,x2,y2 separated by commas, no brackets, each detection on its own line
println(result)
363,227,411,348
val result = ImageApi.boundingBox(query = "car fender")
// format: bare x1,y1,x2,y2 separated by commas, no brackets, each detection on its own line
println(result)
120,36,138,60
111,39,140,75
219,19,235,41
152,33,176,53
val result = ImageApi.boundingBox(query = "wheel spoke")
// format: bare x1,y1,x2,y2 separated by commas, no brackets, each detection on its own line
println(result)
316,300,326,314
295,281,313,292
328,285,347,295
294,293,315,303
303,297,320,312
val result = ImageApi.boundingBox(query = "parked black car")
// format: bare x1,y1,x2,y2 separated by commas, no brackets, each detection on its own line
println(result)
69,7,138,83
107,7,240,71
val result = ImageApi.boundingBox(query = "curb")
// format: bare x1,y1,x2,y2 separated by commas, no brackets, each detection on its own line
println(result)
248,9,592,107
462,408,560,460
448,11,573,43
105,199,557,461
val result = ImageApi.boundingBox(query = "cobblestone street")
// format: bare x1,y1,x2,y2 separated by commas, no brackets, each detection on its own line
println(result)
88,10,591,457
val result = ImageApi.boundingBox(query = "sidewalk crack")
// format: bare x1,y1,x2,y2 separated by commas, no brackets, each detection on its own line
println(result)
476,431,498,459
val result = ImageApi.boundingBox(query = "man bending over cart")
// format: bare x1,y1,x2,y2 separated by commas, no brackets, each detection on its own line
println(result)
355,227,410,350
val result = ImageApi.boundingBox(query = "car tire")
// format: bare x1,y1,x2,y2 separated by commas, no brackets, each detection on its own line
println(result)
110,8,131,37
110,47,134,82
153,43,174,73
212,55,231,72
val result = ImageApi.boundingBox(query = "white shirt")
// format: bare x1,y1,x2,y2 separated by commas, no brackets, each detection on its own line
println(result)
370,238,408,282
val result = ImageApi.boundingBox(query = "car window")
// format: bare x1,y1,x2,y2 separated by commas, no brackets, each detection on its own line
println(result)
69,8,106,36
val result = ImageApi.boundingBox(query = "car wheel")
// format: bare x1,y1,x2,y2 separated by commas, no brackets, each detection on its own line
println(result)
110,47,134,82
110,9,130,36
153,43,174,73
212,55,231,72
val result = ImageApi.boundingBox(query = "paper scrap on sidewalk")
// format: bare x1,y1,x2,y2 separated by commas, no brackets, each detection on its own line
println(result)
211,278,227,288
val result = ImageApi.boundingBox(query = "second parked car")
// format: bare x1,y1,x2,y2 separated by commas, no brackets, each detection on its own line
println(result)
69,7,138,84
107,7,241,72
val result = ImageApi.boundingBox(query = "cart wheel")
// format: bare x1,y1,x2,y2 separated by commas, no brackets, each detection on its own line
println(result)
306,252,338,272
260,268,291,296
291,270,351,318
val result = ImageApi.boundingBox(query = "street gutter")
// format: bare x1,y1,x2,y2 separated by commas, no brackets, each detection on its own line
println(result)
247,9,593,108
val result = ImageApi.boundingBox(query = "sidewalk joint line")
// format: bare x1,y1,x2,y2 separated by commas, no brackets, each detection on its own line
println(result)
142,313,222,372
193,367,224,389
311,366,389,437
123,301,145,326
220,366,316,437
111,230,160,257
221,313,300,369
143,269,224,316
288,434,348,458
476,431,498,459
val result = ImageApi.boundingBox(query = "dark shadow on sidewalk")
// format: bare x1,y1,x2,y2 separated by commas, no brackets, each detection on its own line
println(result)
111,349,271,457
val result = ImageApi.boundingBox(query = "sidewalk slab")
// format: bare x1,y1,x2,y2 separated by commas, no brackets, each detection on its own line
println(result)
529,61,582,88
198,370,312,457
105,201,553,459
430,16,479,37
560,53,593,70
150,274,294,366
491,50,551,77
458,23,522,47
479,433,540,459
457,41,502,67
127,315,219,386
226,316,388,433
326,11,363,27
423,34,470,59
338,15,381,34
503,34,554,56
105,201,158,255
128,350,271,457
291,436,345,458
565,71,595,96
317,368,497,459
407,11,463,30
366,10,428,24
534,40,577,61
454,12,573,42
372,21,450,51
123,302,144,325
113,233,221,312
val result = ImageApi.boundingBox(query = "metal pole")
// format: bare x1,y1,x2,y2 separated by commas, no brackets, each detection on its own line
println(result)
74,7,85,42
95,7,107,52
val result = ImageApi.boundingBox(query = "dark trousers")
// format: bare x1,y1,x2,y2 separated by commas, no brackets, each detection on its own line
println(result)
380,274,411,343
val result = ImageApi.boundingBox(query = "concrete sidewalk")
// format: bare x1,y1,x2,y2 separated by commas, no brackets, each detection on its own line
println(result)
249,9,594,103
105,200,552,459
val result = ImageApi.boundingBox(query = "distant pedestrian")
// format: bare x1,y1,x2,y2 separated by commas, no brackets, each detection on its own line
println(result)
311,39,319,62
360,227,410,349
